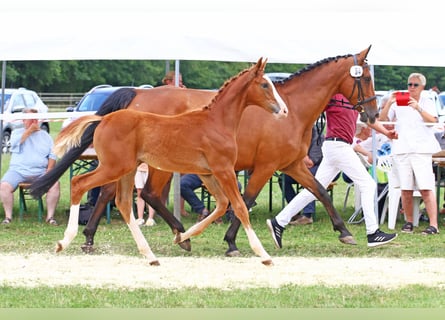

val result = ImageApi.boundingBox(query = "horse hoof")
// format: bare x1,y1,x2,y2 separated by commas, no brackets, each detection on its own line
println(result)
262,259,274,266
225,249,241,257
149,260,160,266
339,235,357,245
55,242,63,253
81,244,95,254
178,239,191,252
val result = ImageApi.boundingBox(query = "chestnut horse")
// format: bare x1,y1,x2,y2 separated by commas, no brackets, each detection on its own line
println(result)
31,46,377,256
51,58,287,265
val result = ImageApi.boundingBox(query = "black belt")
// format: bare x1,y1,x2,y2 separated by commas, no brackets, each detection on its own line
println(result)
325,137,350,144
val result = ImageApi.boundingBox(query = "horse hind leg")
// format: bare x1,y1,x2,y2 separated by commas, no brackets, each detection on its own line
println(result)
116,174,159,266
288,166,356,245
81,183,116,253
56,204,80,252
56,173,91,252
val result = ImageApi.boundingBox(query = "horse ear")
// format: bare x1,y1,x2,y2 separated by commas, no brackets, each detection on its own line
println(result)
257,57,267,72
364,45,372,58
252,57,264,76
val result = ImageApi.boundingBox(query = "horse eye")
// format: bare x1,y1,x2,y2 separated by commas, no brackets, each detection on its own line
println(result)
261,83,269,89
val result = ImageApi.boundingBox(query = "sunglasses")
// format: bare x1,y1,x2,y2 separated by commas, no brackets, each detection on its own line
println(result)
407,83,420,87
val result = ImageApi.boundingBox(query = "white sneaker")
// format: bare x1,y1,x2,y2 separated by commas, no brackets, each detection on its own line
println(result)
136,218,145,226
145,218,156,227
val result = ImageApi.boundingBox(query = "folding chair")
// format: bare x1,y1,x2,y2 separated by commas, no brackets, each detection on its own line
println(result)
18,182,44,222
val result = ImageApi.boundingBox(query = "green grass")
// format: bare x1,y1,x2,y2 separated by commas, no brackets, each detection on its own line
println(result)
1,121,444,308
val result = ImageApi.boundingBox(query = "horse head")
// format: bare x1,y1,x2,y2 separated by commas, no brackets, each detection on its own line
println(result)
344,45,378,124
248,57,288,118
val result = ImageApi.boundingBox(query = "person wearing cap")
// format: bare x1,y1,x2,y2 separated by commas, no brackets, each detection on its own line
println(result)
162,71,186,88
379,73,440,235
0,108,60,225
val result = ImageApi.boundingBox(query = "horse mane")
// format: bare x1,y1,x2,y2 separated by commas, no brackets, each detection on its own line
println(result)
204,65,252,110
274,54,354,84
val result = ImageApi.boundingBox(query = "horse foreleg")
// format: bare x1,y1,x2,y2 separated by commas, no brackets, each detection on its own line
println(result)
81,183,116,253
127,214,159,266
116,175,159,266
224,218,242,256
174,175,229,245
56,204,80,252
142,169,191,251
224,192,263,257
231,196,273,265
224,171,270,257
207,173,272,265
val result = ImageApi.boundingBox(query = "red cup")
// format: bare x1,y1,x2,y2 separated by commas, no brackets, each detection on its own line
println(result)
395,91,410,106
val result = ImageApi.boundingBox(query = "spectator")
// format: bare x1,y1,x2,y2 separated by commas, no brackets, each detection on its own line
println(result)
180,174,211,222
379,73,440,235
279,124,324,225
267,93,398,248
134,163,156,226
162,71,186,88
434,124,445,214
1,108,60,225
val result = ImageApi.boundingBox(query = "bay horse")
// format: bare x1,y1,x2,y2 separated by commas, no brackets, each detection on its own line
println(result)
51,58,288,266
31,46,377,256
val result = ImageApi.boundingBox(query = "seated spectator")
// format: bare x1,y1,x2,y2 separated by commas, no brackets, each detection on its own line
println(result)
1,108,60,225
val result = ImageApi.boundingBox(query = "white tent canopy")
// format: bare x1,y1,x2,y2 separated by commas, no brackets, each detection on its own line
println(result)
1,0,443,67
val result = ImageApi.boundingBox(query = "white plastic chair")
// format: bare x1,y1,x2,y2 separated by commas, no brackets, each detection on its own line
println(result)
378,155,423,229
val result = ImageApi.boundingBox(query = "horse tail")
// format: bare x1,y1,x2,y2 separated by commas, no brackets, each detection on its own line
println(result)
29,115,101,198
29,88,137,198
29,117,102,198
53,115,102,157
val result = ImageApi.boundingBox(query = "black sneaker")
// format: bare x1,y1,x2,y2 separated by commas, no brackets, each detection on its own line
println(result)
367,229,397,247
266,218,284,249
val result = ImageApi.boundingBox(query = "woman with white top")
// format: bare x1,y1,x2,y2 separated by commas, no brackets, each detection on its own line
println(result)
379,73,440,235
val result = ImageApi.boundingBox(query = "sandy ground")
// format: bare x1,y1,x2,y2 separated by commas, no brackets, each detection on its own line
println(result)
1,253,445,289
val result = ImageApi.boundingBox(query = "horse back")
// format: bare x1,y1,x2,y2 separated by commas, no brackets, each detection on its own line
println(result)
131,87,216,115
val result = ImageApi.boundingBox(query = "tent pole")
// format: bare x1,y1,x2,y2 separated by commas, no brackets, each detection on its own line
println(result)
0,61,6,175
172,60,181,221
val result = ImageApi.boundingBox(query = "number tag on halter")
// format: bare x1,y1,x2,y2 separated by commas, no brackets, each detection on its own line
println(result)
350,65,363,78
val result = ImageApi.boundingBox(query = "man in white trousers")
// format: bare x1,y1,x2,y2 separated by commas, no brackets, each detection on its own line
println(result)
267,93,398,248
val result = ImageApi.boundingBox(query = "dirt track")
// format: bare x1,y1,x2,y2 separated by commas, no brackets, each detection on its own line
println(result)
1,253,445,289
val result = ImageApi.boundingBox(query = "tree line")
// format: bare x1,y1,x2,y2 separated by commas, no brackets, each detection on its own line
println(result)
3,60,445,93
